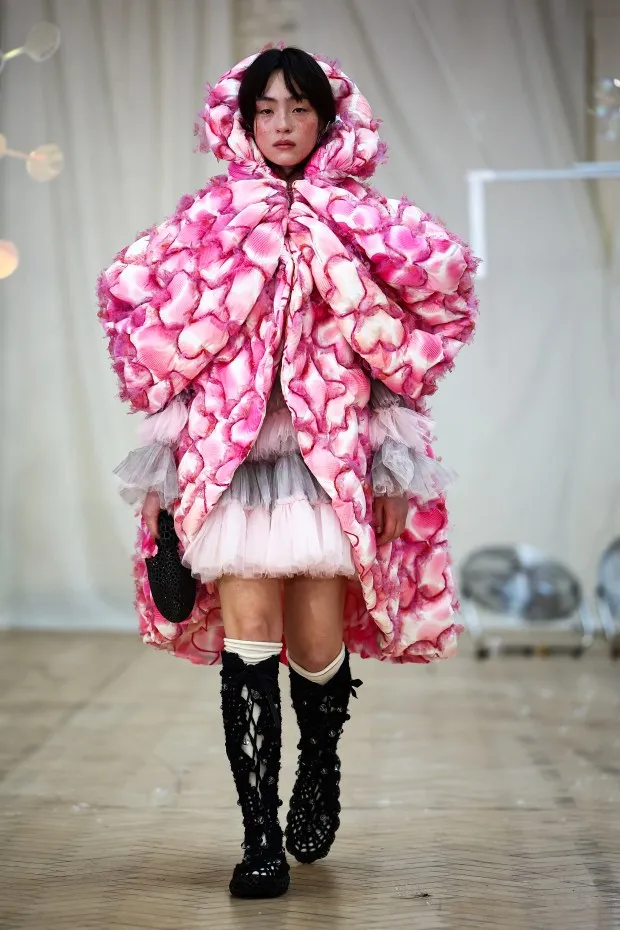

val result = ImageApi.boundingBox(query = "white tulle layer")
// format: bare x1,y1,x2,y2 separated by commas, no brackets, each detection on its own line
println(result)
114,442,179,508
368,405,434,453
139,396,188,444
246,406,302,461
182,453,355,581
368,396,455,500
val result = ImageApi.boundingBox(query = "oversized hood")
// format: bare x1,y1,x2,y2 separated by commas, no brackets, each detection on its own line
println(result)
194,50,387,181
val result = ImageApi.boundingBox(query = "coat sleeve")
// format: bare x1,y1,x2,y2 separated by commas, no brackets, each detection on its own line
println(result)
97,179,264,415
302,179,479,401
98,232,202,414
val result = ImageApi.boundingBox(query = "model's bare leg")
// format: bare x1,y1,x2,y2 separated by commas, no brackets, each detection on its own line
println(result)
218,575,283,641
283,575,345,671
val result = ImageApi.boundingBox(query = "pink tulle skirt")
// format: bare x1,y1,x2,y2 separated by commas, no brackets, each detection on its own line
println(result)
182,384,356,581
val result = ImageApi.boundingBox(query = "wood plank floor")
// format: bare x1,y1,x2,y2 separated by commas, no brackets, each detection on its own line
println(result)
0,631,619,929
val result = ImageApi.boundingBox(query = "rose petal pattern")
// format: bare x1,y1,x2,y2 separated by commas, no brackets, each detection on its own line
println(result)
98,53,478,665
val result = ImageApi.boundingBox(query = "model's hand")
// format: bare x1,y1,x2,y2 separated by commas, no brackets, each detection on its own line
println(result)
142,490,161,538
373,494,408,546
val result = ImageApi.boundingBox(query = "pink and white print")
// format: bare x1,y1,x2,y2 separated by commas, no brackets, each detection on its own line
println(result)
98,53,479,666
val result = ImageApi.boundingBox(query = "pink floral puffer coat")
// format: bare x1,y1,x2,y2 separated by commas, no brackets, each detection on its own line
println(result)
97,52,479,666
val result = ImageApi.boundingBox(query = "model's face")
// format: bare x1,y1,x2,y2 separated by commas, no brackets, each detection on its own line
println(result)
253,71,321,176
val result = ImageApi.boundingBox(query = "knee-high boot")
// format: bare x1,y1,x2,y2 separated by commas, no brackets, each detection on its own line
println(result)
286,649,361,864
220,651,290,898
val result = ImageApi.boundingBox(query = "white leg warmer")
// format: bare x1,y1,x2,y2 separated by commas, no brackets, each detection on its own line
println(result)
287,644,346,686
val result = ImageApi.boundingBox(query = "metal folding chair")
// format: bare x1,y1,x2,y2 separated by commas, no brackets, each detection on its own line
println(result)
459,544,597,659
596,538,620,659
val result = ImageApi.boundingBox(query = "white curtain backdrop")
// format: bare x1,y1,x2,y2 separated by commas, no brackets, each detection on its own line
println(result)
1,0,618,630
0,0,233,627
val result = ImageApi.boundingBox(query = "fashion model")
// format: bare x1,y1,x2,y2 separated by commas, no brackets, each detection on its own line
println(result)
98,47,479,899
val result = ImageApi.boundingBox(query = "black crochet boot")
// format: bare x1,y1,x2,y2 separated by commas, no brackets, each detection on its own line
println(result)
220,651,290,898
286,649,361,864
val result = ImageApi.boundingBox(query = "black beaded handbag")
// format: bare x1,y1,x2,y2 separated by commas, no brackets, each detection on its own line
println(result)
145,510,197,624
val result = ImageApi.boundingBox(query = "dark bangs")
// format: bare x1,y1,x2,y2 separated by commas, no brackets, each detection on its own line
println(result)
238,47,337,131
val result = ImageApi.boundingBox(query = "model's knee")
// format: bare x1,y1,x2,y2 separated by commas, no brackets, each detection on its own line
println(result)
235,614,275,643
218,577,282,641
229,613,278,642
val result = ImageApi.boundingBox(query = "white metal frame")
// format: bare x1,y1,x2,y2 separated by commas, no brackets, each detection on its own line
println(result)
467,161,620,278
460,597,599,659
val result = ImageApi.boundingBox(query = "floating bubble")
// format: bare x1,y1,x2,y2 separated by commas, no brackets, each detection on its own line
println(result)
25,22,61,62
0,241,20,279
27,143,64,181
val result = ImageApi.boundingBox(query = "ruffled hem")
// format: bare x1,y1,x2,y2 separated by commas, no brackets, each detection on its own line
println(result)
114,442,179,508
181,452,353,580
183,498,355,581
367,403,455,501
116,382,454,511
372,437,455,500
246,407,302,461
226,452,331,507
139,395,188,445
369,404,434,453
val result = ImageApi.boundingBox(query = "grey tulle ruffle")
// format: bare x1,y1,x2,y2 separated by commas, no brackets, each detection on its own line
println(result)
113,442,179,508
371,437,455,500
222,452,331,509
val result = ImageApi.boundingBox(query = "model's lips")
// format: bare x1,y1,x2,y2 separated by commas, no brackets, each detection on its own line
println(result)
273,141,296,149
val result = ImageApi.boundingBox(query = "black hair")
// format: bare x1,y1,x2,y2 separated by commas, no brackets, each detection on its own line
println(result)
238,47,337,134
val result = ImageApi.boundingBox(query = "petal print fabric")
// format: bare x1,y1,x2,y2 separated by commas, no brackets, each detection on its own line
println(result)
98,52,479,665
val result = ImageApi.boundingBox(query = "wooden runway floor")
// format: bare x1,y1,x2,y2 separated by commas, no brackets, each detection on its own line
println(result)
0,632,619,929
